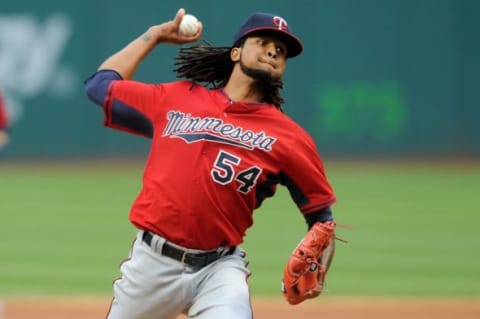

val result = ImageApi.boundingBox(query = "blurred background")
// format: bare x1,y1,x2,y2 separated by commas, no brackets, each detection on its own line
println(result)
1,0,479,159
1,0,479,307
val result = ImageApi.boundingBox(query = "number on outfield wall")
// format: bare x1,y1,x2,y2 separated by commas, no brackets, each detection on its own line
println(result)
211,150,262,194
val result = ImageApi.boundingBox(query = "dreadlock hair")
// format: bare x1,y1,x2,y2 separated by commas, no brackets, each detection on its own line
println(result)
174,40,232,89
174,39,285,110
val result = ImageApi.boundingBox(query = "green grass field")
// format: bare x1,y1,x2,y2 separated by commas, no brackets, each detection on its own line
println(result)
1,159,479,297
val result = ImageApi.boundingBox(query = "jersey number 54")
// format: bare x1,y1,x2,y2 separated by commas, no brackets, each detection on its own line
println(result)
211,150,262,194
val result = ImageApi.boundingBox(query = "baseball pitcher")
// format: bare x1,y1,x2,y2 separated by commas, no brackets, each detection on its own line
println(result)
85,8,338,319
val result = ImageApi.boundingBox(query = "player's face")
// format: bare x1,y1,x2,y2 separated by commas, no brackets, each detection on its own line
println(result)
238,36,287,80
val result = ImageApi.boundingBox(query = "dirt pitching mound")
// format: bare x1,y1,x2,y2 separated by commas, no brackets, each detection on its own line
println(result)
1,296,479,319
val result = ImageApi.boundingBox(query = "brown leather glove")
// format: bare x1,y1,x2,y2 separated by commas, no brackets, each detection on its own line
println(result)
282,221,335,305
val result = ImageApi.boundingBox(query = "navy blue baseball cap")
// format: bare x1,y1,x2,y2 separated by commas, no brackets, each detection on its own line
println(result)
233,12,303,58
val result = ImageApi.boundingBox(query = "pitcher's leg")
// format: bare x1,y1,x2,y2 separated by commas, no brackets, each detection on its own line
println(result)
107,233,189,319
188,249,252,319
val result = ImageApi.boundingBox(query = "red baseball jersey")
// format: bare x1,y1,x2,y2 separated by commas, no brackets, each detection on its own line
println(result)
102,79,336,249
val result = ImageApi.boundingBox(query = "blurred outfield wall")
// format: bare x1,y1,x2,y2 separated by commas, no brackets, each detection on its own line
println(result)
1,0,479,159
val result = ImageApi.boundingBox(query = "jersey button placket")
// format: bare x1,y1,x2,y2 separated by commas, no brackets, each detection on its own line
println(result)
187,144,207,247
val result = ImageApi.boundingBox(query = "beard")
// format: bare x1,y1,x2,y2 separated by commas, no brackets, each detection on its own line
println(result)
239,60,277,84
239,60,283,95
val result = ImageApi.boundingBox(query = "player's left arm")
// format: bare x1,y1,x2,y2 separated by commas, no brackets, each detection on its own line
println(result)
280,126,338,305
303,206,336,269
281,202,337,305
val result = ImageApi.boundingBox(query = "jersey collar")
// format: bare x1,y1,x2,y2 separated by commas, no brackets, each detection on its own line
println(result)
217,89,272,107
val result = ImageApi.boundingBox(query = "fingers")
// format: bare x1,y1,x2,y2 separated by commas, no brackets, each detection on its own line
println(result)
176,10,203,42
174,8,186,26
156,8,202,44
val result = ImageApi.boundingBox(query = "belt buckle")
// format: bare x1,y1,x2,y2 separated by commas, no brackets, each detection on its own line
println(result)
180,251,188,264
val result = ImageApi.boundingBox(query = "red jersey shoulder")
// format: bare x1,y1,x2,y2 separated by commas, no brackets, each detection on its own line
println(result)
265,110,317,146
158,80,210,97
154,81,220,110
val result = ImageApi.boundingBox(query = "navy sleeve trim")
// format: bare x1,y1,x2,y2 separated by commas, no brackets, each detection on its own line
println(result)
84,70,123,106
109,100,154,138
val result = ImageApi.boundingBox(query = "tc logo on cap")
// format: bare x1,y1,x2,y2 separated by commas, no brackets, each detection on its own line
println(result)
233,12,303,57
273,16,288,31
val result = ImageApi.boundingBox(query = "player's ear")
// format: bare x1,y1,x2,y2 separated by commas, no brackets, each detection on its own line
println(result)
230,47,241,62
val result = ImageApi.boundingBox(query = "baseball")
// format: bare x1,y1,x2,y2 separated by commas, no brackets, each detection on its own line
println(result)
179,14,200,36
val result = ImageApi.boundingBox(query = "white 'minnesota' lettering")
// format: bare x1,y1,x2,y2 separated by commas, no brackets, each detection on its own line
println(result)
163,110,276,151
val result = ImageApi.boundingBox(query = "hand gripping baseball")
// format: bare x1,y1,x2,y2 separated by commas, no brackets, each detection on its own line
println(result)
151,8,203,45
282,221,335,305
172,8,202,42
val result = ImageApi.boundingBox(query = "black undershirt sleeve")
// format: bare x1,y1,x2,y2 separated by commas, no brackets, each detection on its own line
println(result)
304,206,334,229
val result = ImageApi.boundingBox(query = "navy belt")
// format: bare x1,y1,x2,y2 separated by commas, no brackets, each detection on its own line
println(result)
142,231,235,269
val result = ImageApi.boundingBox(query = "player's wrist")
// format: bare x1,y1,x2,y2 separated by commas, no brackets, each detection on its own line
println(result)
147,23,175,45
